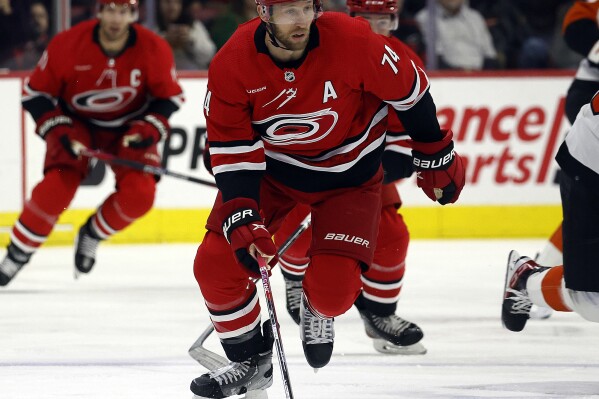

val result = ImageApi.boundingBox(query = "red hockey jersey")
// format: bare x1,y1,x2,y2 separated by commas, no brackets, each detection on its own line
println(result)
23,20,183,128
205,13,432,198
384,35,425,162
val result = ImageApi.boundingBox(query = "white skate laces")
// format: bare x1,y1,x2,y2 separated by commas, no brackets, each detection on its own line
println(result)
505,287,533,314
78,233,99,259
0,257,22,277
301,296,334,345
209,360,253,385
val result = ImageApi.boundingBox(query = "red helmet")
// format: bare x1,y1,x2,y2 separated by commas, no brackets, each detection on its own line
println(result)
97,0,139,20
347,0,398,14
98,0,138,5
255,0,324,21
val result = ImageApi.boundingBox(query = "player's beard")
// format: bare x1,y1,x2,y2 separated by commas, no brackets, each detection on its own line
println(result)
100,23,129,44
271,24,310,52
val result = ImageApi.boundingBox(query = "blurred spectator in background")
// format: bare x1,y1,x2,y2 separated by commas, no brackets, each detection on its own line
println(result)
513,0,571,68
71,0,95,26
0,0,29,68
204,0,255,50
470,0,536,69
1,1,51,70
416,0,498,71
156,0,215,69
393,0,425,62
549,2,584,70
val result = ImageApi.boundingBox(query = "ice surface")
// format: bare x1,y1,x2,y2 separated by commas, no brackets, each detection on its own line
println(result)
1,240,598,399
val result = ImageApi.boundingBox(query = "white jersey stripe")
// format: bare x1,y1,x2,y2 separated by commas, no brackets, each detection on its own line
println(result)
361,276,404,291
265,134,385,173
210,141,263,155
212,161,266,175
209,293,259,322
362,291,401,304
386,62,430,111
214,314,262,339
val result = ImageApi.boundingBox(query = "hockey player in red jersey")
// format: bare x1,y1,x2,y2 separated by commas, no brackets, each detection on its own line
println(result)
191,0,465,397
502,90,599,332
0,0,183,286
274,0,427,356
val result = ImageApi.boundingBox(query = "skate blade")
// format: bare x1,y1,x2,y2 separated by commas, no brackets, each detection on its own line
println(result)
193,390,268,399
373,339,427,355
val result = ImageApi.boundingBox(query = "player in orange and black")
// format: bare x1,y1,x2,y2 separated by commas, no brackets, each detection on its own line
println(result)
0,0,183,286
563,0,599,124
527,1,599,306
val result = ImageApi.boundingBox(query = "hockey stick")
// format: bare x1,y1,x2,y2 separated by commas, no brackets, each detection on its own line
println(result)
258,256,294,399
188,214,312,370
79,148,217,188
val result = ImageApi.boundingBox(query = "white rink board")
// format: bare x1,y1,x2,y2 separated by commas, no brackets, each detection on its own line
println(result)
1,74,573,212
0,78,23,212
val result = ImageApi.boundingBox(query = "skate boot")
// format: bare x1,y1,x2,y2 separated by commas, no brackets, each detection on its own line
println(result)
359,309,426,355
190,320,274,399
530,253,553,320
300,293,334,369
74,219,102,277
502,250,550,332
283,275,303,325
0,243,32,287
529,304,553,320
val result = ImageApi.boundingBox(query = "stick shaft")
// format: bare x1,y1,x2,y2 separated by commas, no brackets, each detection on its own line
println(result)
258,257,294,399
80,148,217,187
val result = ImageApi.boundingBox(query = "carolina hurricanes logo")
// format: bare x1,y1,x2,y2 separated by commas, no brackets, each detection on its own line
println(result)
252,108,339,146
72,87,137,113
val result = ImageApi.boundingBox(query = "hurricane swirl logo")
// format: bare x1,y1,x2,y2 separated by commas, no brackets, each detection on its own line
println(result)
72,87,137,113
253,108,338,146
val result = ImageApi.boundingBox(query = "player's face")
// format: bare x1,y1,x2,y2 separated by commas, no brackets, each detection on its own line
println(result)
98,4,134,43
354,12,393,36
269,0,314,51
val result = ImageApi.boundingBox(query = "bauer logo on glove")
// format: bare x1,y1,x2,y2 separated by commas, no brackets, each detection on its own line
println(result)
413,147,455,170
410,130,465,205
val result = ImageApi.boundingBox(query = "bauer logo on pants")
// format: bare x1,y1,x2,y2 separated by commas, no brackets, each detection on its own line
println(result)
324,233,370,248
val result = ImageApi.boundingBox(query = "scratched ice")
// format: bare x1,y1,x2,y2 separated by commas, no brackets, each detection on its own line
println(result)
1,240,598,399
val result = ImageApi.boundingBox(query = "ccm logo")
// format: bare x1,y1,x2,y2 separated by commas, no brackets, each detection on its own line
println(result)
324,233,370,247
413,150,454,169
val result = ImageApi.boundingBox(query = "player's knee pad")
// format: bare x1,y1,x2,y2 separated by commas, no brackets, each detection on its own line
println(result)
566,289,599,323
303,254,362,317
371,206,408,272
31,168,81,215
116,172,156,218
194,231,249,294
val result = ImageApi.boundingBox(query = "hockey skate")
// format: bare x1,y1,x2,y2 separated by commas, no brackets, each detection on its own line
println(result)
74,219,102,278
502,250,549,332
0,243,31,287
283,275,303,325
530,253,553,320
300,293,334,369
529,304,553,320
359,310,426,355
190,320,274,399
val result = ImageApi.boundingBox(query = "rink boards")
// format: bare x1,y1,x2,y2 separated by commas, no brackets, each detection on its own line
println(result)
0,71,573,244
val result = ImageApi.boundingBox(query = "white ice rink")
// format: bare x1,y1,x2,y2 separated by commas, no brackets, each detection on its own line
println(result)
1,239,598,399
